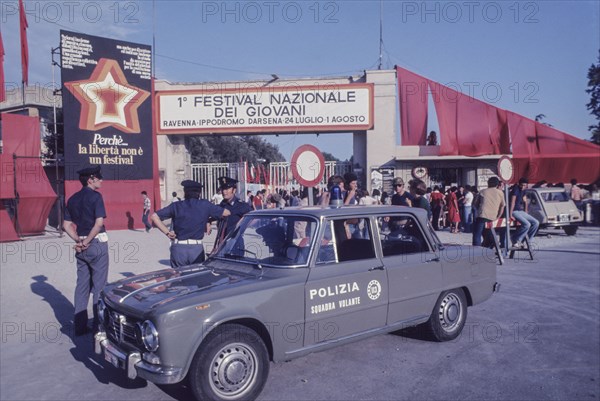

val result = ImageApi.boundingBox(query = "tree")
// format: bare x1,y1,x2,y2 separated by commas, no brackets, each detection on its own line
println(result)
321,151,339,162
586,51,600,145
187,135,285,164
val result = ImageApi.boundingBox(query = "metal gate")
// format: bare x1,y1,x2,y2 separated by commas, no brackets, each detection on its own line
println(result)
190,162,247,200
191,161,353,200
269,161,353,192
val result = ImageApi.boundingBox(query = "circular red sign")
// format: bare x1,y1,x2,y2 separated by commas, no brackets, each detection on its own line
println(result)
290,145,325,187
497,155,514,183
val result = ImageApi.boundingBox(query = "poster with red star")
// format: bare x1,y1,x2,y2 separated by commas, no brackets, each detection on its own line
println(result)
60,30,152,181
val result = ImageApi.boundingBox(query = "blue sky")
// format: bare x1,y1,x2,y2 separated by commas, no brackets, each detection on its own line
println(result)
1,0,599,161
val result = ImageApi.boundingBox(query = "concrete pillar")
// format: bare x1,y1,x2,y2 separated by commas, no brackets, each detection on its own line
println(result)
364,70,398,191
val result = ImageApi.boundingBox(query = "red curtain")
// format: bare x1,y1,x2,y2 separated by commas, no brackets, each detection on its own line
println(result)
0,113,57,237
507,111,600,183
429,80,458,155
430,81,509,156
396,66,428,146
0,206,19,242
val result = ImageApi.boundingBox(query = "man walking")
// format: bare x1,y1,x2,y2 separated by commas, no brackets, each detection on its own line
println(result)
63,166,109,336
141,191,152,232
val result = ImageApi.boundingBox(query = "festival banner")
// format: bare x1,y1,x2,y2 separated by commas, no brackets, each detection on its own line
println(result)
155,83,374,134
60,30,152,181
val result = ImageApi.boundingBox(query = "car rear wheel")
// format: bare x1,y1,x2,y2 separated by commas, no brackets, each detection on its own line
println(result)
563,225,578,236
189,324,269,401
423,288,467,342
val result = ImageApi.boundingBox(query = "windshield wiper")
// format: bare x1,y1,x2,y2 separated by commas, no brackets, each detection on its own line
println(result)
223,249,263,270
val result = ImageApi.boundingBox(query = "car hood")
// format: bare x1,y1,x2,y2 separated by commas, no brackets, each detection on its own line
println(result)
104,263,260,310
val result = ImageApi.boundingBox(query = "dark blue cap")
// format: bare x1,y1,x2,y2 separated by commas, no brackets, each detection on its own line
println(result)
181,180,203,190
76,165,102,177
218,176,238,189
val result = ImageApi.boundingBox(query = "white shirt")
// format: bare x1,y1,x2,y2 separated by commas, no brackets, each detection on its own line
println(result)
464,192,474,207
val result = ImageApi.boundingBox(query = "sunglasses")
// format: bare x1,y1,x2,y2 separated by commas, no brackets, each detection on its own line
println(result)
395,184,404,187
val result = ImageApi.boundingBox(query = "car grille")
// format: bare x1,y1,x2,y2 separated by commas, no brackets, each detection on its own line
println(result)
104,307,139,346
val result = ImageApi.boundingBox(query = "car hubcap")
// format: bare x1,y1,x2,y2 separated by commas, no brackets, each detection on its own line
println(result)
209,342,258,399
438,293,462,332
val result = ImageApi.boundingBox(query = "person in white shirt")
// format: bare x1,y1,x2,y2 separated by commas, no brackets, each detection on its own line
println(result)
359,189,379,205
463,185,474,233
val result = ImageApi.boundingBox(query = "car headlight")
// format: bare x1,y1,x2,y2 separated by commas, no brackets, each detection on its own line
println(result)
97,299,106,323
139,320,159,352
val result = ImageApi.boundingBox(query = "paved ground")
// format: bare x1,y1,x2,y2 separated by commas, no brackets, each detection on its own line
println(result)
1,224,599,400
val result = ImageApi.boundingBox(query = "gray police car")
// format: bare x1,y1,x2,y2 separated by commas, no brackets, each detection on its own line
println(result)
95,206,498,401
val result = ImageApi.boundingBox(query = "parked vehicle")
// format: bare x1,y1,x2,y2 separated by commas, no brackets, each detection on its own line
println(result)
95,206,498,401
524,188,582,235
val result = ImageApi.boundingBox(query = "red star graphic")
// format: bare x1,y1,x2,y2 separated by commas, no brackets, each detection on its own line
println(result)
65,58,150,134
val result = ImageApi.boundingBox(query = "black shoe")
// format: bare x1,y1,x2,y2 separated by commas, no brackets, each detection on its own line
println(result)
74,310,89,336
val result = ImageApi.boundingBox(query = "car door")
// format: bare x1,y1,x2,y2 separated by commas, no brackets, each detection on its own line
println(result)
304,217,388,347
376,213,443,326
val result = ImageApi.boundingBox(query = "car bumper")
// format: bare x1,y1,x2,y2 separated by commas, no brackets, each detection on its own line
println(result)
94,331,184,384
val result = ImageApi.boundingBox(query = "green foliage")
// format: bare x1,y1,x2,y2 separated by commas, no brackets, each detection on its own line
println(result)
321,151,339,161
187,135,285,163
586,51,600,145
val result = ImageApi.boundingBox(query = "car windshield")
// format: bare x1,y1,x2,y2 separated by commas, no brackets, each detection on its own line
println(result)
540,191,569,202
214,214,318,267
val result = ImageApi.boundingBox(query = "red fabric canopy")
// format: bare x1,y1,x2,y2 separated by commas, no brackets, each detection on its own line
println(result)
0,113,57,238
0,206,19,242
395,66,600,183
507,111,600,183
430,81,510,156
396,66,428,146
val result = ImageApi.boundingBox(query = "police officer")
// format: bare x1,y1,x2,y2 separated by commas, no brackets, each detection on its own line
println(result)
62,165,109,336
151,180,230,267
212,176,253,249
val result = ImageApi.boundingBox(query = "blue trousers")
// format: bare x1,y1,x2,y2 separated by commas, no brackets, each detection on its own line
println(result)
74,240,109,331
472,217,492,247
512,211,540,243
170,243,205,267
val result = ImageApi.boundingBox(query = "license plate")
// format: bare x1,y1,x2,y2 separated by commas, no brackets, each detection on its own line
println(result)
559,214,569,222
105,350,120,368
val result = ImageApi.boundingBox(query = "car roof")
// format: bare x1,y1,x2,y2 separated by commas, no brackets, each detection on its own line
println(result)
526,187,568,193
246,205,428,219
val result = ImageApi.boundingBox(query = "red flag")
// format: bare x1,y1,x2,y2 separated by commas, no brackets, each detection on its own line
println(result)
0,30,5,102
19,0,29,85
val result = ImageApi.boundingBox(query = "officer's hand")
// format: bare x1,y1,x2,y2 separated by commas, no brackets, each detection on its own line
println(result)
166,231,176,240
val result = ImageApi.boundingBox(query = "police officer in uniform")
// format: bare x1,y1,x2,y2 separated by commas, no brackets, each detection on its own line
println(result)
212,176,253,249
151,180,230,267
63,165,109,336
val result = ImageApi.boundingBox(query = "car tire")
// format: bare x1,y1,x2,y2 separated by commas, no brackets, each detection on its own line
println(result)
188,324,269,401
563,225,578,236
423,288,467,342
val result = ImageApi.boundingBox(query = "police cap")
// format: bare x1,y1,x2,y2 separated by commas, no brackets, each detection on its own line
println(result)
181,180,203,190
217,176,238,190
77,165,102,178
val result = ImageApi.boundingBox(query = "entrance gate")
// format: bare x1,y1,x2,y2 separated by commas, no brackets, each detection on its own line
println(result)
190,161,353,201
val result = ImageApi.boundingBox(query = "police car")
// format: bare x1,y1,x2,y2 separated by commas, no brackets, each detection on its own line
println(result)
95,205,498,401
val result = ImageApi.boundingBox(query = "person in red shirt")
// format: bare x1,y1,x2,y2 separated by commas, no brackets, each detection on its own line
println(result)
429,185,445,231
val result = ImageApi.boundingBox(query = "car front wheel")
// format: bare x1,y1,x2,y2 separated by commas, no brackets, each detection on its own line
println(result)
563,225,578,236
188,324,269,401
424,288,467,342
